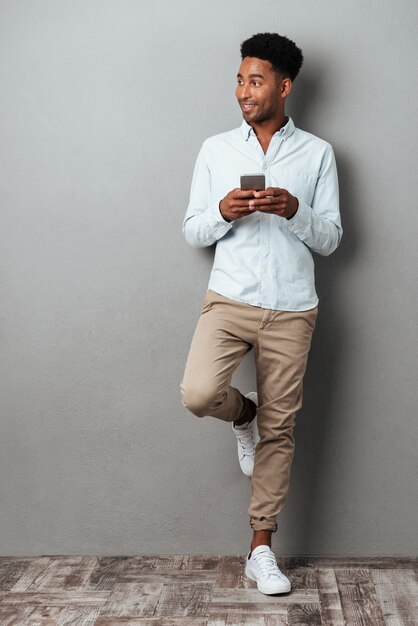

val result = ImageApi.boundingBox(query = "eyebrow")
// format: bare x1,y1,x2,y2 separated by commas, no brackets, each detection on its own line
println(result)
237,72,265,79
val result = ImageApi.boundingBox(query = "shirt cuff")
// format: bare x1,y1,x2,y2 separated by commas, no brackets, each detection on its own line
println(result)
208,202,234,233
285,198,310,236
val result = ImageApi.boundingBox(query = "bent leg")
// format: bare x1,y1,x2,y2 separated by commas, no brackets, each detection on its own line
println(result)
180,291,259,422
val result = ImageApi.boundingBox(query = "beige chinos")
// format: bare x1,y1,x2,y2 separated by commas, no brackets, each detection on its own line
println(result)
180,289,318,533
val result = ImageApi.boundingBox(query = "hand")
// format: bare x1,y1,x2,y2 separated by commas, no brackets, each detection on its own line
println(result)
219,188,261,222
248,187,299,220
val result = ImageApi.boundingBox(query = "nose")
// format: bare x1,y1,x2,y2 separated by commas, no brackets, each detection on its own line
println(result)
241,82,251,99
236,81,251,100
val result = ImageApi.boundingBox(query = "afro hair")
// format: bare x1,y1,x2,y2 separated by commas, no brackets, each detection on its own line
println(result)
240,33,304,82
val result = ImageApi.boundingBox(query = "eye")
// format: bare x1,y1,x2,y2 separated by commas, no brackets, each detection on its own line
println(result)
253,81,261,87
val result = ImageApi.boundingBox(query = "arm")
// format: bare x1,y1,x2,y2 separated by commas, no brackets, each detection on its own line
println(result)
285,144,343,256
182,142,233,248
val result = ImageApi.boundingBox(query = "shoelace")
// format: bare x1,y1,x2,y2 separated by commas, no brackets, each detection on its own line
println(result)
252,549,286,581
234,424,256,455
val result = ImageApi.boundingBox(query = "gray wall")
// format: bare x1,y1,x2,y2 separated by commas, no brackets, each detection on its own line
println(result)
1,0,417,556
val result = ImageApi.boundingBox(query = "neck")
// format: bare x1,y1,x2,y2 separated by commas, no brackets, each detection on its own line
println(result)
250,113,288,153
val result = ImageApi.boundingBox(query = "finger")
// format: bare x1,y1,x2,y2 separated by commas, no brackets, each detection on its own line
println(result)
253,187,283,198
249,197,281,207
234,208,254,218
237,195,266,206
233,200,258,209
234,189,260,199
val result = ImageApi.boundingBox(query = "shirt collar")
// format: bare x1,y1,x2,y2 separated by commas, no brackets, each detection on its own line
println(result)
240,115,295,142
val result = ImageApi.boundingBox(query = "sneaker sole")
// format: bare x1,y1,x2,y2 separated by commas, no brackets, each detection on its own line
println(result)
245,564,291,594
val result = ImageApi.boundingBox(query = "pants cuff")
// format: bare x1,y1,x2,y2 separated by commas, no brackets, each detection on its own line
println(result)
250,516,278,533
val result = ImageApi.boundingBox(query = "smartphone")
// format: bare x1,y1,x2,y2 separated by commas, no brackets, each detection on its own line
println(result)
240,173,265,191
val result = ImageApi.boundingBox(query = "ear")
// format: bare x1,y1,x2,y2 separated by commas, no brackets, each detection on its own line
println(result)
281,77,292,98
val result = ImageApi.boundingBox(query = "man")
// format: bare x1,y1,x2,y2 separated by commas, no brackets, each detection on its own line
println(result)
180,32,342,595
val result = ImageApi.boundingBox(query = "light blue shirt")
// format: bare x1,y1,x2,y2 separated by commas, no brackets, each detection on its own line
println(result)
182,116,342,311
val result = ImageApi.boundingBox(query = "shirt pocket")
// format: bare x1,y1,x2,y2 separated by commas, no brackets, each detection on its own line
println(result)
271,170,317,207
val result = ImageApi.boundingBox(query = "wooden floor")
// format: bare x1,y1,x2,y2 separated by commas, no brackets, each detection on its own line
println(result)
0,555,417,625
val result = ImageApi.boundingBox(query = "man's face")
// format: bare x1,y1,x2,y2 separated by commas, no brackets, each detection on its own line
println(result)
235,56,285,124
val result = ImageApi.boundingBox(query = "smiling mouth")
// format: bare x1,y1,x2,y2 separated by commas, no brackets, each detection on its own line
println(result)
242,103,257,111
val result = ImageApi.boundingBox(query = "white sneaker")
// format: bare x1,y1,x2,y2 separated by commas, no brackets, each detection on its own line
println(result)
231,392,259,476
245,544,291,595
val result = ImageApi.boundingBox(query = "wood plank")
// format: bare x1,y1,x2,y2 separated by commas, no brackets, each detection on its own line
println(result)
0,602,102,625
285,557,418,569
262,617,288,626
0,559,32,591
211,587,319,604
97,581,163,618
93,571,218,585
285,565,317,590
0,604,41,626
123,555,187,571
27,556,98,591
287,603,322,625
7,557,51,592
87,556,190,590
335,568,386,625
208,588,318,613
0,591,109,605
208,614,287,625
59,556,98,591
216,556,246,589
56,602,103,625
87,557,132,590
180,555,220,570
153,582,213,617
95,619,208,625
316,567,345,625
111,555,219,584
372,568,418,626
